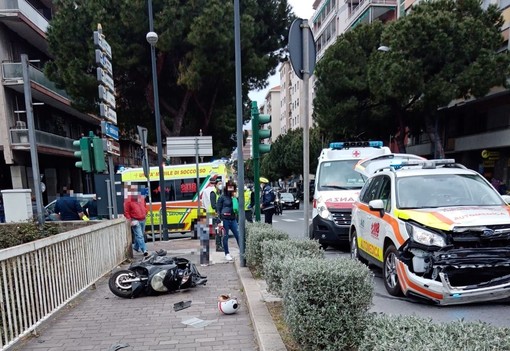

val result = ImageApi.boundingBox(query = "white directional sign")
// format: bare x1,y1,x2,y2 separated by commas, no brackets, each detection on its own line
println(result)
93,31,112,59
166,136,213,157
97,68,115,93
99,103,117,124
106,139,121,156
98,85,116,109
95,49,113,76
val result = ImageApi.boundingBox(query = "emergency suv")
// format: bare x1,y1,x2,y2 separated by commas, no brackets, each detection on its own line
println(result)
310,141,391,249
351,156,510,305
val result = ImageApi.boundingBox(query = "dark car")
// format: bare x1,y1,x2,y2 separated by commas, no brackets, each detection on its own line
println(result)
280,192,300,210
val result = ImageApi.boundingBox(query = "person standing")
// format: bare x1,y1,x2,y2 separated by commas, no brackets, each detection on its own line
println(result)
83,194,99,220
215,181,240,261
208,178,223,251
260,177,276,225
54,188,85,221
244,185,254,223
124,186,148,256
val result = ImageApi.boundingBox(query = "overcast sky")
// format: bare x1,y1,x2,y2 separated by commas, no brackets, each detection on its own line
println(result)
248,0,315,105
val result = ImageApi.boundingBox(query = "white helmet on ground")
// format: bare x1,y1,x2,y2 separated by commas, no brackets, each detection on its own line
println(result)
217,294,240,314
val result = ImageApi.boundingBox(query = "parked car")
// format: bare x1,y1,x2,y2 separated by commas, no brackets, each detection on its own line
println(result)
280,192,300,210
350,155,510,305
44,194,95,221
288,187,302,200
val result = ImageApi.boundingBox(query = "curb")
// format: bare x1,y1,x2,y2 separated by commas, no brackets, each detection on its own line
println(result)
234,260,287,351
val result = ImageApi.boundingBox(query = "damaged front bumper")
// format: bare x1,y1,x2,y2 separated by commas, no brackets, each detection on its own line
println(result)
396,247,510,305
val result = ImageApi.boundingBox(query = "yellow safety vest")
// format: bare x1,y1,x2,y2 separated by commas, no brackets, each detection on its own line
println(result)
244,190,252,210
208,189,219,213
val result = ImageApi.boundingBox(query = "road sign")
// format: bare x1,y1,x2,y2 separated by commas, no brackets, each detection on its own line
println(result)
98,85,116,109
101,121,119,140
106,139,121,156
137,125,148,148
95,49,113,76
166,136,213,157
97,68,115,93
93,31,112,59
99,103,117,124
288,18,317,80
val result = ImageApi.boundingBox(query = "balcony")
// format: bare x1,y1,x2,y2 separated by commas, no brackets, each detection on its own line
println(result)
2,62,100,124
10,128,75,153
347,0,397,29
0,0,50,54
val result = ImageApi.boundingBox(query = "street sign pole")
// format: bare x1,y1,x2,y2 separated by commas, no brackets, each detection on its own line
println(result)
302,20,311,240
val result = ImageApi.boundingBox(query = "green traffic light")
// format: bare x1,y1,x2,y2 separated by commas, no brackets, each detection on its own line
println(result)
73,137,93,172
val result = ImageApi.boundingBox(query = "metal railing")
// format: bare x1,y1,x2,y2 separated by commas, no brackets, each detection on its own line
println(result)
2,62,69,100
0,219,130,350
347,0,396,21
0,0,49,33
10,129,75,150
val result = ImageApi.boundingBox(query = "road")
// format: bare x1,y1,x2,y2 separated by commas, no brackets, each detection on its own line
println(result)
272,203,510,327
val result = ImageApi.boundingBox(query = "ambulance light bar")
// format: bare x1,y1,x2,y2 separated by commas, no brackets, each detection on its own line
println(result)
391,159,457,170
329,141,383,150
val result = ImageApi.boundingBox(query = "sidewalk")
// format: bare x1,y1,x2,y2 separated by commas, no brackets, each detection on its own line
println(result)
14,237,286,351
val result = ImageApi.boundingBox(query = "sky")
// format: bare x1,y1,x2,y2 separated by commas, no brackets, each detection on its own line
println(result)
247,0,315,105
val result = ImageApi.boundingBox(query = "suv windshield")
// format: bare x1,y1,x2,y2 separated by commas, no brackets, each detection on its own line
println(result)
318,160,367,190
397,174,504,209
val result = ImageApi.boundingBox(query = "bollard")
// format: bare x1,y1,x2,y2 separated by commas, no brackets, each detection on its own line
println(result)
199,223,210,266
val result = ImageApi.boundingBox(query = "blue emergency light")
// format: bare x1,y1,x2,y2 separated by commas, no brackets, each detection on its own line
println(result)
329,141,383,150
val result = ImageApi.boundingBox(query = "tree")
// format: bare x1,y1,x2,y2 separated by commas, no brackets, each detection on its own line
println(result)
368,0,510,155
260,127,322,180
45,0,293,158
313,21,393,142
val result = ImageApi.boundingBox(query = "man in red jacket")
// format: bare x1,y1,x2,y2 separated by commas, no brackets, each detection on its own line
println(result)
124,186,148,256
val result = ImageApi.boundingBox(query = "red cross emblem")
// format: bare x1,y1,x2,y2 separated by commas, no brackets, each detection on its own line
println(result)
352,150,360,157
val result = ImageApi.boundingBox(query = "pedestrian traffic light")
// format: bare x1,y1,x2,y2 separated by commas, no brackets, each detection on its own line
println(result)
73,137,93,172
251,102,272,159
92,136,107,172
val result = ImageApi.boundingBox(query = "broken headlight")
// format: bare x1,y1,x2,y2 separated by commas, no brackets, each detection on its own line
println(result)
406,223,446,247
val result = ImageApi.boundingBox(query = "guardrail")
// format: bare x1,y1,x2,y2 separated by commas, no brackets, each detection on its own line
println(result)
0,219,130,350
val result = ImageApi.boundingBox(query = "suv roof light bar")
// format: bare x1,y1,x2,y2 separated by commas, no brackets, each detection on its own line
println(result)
393,158,457,169
329,141,383,150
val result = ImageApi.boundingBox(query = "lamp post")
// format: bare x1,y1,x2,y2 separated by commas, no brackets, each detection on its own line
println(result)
147,0,168,240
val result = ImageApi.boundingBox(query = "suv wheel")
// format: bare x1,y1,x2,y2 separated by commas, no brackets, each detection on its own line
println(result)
350,230,367,264
383,244,403,296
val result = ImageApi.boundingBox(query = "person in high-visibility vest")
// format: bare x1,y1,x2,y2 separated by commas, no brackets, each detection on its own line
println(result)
244,185,254,223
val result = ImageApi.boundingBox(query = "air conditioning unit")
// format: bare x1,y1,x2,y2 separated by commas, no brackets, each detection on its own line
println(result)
15,121,26,129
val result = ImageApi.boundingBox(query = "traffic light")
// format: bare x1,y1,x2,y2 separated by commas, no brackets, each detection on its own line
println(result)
92,136,107,172
251,102,272,159
73,137,93,172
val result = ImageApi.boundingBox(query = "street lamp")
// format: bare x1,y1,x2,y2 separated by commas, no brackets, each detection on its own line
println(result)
378,45,391,52
147,0,168,240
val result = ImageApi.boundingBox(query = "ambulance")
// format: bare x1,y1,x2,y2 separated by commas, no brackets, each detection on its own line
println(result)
310,141,391,249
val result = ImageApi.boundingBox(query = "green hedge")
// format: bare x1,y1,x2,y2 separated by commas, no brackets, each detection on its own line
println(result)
245,222,288,275
262,239,323,296
281,257,374,351
359,314,510,351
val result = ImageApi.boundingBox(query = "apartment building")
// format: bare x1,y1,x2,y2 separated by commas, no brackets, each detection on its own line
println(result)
263,85,281,141
0,1,143,205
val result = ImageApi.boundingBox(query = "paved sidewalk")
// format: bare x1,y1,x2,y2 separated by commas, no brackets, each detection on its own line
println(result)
13,237,285,351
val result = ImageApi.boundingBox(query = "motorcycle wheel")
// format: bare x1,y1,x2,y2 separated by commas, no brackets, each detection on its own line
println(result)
109,270,137,298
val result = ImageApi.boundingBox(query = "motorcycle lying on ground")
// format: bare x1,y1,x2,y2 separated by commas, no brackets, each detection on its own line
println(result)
109,249,207,298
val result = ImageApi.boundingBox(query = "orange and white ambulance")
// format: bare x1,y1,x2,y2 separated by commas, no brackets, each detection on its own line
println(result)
310,141,391,249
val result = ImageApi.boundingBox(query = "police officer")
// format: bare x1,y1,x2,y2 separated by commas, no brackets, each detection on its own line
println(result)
244,185,254,223
260,177,276,224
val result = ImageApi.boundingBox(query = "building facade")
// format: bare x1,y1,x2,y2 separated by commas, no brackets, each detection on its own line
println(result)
0,1,144,206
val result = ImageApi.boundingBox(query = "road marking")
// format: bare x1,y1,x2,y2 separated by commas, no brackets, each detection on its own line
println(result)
281,219,297,222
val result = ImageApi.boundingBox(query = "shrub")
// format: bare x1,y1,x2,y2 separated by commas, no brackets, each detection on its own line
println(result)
245,222,288,274
359,314,510,351
262,239,323,296
0,222,61,249
282,257,374,351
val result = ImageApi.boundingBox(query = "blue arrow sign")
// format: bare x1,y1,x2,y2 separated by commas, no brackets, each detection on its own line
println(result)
101,121,119,140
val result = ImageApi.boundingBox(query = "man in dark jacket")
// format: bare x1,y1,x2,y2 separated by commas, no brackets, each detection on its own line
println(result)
260,177,275,224
54,188,84,221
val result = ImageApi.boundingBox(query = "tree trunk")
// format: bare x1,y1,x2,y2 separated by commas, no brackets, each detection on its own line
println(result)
394,110,407,153
425,114,445,159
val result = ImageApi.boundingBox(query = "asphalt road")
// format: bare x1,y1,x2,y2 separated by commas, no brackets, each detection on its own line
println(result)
272,203,510,327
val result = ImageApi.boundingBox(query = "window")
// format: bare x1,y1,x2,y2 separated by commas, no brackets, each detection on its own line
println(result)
360,175,384,203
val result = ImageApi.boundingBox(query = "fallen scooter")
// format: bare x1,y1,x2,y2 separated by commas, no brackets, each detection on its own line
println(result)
109,249,207,298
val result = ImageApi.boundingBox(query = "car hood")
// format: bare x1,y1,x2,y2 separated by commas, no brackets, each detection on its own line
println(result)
317,190,360,209
396,205,510,231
